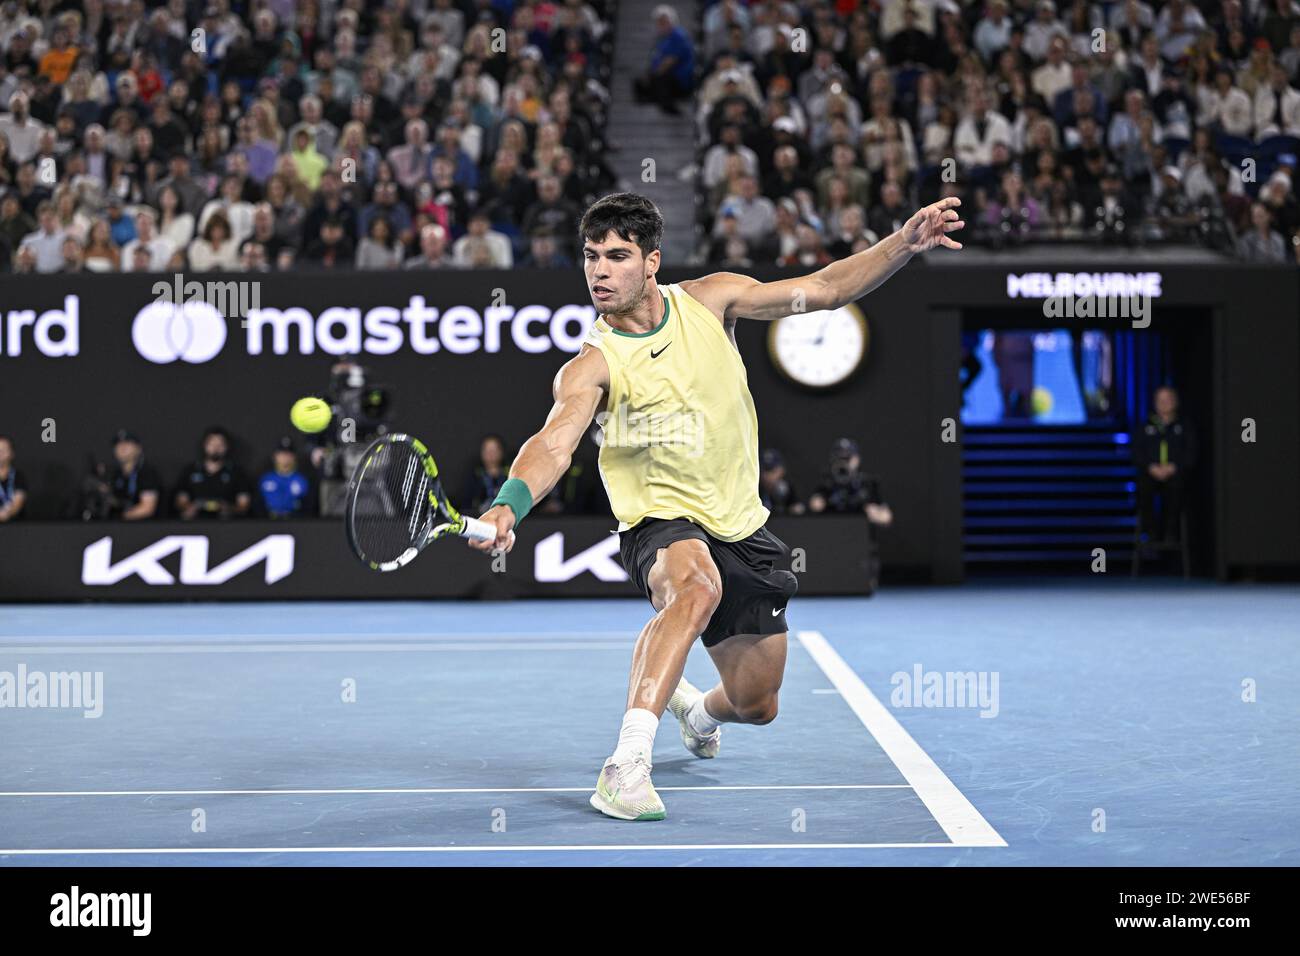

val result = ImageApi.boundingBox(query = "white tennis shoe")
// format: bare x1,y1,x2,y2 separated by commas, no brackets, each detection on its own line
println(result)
589,751,666,821
667,676,722,759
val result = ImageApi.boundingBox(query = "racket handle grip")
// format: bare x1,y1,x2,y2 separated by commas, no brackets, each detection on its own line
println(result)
460,516,499,542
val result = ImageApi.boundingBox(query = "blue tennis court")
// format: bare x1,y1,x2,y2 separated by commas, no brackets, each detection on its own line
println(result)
3,582,1296,867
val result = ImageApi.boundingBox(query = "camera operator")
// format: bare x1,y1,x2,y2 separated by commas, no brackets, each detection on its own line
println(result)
310,358,394,516
808,438,893,527
174,427,252,520
808,437,892,591
77,430,161,520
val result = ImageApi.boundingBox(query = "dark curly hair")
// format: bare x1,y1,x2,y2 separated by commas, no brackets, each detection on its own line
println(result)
578,192,663,259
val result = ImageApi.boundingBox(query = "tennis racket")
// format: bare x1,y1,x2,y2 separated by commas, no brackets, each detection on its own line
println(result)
344,433,508,571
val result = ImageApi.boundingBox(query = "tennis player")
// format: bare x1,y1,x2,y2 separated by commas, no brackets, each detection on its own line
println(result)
469,192,963,820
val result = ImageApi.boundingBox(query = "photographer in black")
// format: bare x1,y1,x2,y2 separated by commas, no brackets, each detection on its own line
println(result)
174,427,252,520
759,448,805,515
76,430,161,520
309,358,394,516
808,438,893,590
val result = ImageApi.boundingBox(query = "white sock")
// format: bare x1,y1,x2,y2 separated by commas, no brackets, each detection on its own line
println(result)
611,707,659,762
686,695,721,736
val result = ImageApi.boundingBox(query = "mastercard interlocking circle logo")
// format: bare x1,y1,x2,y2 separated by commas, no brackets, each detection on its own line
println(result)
131,300,228,364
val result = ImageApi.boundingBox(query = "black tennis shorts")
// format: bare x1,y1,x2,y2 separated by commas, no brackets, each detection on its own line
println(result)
618,517,799,647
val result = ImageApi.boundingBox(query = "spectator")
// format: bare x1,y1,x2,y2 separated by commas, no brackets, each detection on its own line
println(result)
0,91,44,164
0,434,27,522
954,87,1014,171
59,234,86,272
519,175,581,256
289,94,339,158
1260,171,1300,241
453,209,513,267
189,211,241,271
974,0,1014,65
387,118,434,192
103,195,136,247
1133,386,1197,544
258,439,311,519
355,215,404,269
1253,63,1300,140
633,5,695,116
404,222,454,268
152,153,209,217
120,207,173,272
868,181,911,240
1025,1,1070,63
175,427,252,520
300,170,357,248
155,183,196,252
1029,35,1070,107
1147,166,1200,242
288,127,328,192
714,173,777,246
303,215,356,269
1203,67,1255,138
704,125,758,195
264,174,306,248
83,219,121,272
198,175,256,246
518,226,574,268
463,434,511,515
777,220,833,267
1237,200,1289,261
18,201,67,272
0,190,35,253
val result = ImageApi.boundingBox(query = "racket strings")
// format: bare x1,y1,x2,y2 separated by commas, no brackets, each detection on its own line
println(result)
351,442,438,564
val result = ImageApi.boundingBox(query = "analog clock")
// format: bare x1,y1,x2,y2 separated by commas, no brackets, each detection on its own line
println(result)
766,303,869,389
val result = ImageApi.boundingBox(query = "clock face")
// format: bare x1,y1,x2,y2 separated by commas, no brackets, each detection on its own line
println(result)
767,305,868,389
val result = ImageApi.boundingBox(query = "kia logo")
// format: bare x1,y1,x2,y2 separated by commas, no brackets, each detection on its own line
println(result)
131,299,227,364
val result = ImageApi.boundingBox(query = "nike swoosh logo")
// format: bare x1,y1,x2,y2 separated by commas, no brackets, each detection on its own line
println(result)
650,342,672,358
772,606,785,616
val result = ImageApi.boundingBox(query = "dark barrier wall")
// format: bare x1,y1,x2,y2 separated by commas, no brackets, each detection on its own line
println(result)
0,516,872,601
0,262,1296,585
0,268,958,579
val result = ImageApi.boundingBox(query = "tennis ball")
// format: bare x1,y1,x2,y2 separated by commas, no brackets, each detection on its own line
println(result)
1030,386,1054,416
290,397,332,434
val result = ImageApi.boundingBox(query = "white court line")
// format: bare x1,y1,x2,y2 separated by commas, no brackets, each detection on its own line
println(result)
0,843,960,856
0,629,998,856
796,630,1006,849
0,642,633,654
0,784,910,797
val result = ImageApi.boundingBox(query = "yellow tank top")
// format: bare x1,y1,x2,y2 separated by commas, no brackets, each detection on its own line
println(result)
583,282,769,542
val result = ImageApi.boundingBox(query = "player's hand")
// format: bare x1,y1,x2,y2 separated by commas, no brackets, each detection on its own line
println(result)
901,196,964,252
468,504,517,554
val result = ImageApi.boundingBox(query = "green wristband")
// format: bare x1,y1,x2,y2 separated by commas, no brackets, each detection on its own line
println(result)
491,477,534,527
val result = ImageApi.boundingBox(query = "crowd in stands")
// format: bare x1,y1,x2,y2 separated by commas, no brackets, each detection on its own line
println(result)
0,0,617,274
688,0,1300,264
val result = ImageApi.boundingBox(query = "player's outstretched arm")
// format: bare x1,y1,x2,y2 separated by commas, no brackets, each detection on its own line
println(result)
468,346,609,553
688,197,964,322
